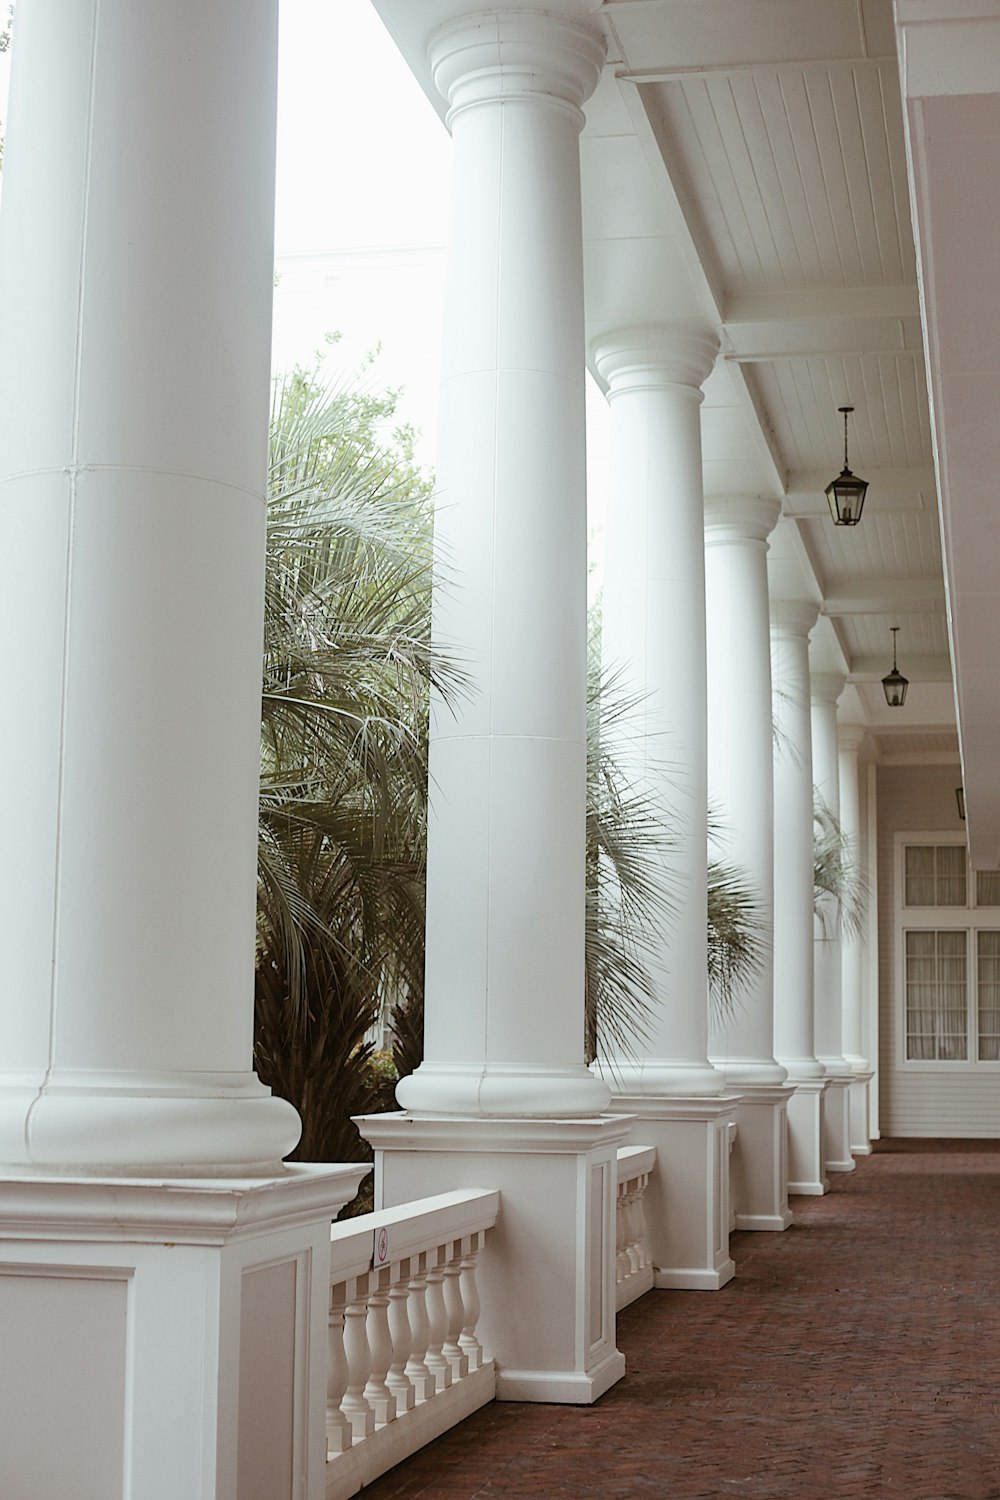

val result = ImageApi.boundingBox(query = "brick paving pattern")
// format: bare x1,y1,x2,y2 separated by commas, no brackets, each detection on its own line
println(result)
360,1140,1000,1499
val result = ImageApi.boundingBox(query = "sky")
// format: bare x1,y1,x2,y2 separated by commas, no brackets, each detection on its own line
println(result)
0,0,608,554
272,0,609,555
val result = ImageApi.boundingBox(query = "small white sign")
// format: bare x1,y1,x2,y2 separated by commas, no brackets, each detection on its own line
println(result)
373,1225,390,1269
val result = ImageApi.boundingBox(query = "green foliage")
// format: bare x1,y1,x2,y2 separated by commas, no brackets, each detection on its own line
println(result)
585,652,668,1063
813,794,867,937
254,358,767,1170
254,366,452,1172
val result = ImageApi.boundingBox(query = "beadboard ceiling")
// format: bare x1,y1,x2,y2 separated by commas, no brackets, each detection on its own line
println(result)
373,0,1000,860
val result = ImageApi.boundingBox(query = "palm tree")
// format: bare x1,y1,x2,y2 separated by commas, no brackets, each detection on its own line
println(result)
255,368,766,1168
254,371,456,1163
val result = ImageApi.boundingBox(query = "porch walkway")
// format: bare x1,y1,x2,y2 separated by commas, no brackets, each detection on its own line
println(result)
360,1140,1000,1499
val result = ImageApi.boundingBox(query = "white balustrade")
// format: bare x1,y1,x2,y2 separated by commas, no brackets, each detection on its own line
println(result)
326,1188,500,1500
615,1145,657,1310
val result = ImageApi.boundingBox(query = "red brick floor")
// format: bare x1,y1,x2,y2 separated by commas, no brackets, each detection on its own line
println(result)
360,1140,1000,1499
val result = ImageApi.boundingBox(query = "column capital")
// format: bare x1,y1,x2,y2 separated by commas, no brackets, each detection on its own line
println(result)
429,10,605,125
838,724,867,755
770,598,820,638
704,495,782,545
593,326,720,399
810,670,847,705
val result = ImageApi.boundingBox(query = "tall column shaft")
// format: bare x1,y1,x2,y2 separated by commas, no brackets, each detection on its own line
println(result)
810,672,849,1072
840,728,874,1155
593,329,722,1096
0,0,298,1170
810,670,854,1174
771,603,823,1075
838,730,869,1070
396,11,608,1118
705,497,784,1085
771,603,827,1195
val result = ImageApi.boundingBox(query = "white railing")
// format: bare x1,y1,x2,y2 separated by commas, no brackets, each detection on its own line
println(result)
326,1187,500,1500
615,1144,656,1310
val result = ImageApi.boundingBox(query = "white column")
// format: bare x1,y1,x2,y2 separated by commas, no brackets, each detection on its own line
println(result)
810,670,855,1175
704,498,783,1081
595,329,722,1097
839,727,874,1155
0,0,298,1174
588,330,736,1291
394,9,609,1122
0,7,365,1496
364,11,627,1406
771,601,828,1196
704,498,792,1233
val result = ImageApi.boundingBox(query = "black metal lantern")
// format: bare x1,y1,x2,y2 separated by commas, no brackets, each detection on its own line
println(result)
825,406,869,526
882,626,908,707
956,786,966,820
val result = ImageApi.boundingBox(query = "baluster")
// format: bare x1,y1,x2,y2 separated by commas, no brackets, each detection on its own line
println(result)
615,1182,628,1286
634,1173,650,1269
457,1232,485,1373
404,1252,434,1403
362,1266,397,1426
327,1280,353,1455
385,1258,416,1415
423,1247,453,1392
341,1274,375,1442
625,1184,642,1274
442,1244,469,1380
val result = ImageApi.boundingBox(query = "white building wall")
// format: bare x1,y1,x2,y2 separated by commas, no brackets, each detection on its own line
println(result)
876,763,1000,1136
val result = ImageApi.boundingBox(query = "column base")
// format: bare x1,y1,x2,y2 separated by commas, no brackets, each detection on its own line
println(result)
783,1076,830,1196
848,1069,874,1156
607,1095,738,1290
394,1061,611,1118
820,1073,856,1174
596,1058,724,1097
728,1086,794,1231
356,1113,632,1405
496,1348,626,1405
0,1067,302,1174
0,1164,368,1500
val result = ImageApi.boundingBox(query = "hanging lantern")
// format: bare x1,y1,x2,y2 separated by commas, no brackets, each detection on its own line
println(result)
882,626,909,707
825,406,869,526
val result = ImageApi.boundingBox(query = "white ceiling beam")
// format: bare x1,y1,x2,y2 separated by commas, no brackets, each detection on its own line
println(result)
723,318,922,361
725,287,920,323
786,464,936,497
822,580,946,615
850,653,953,683
603,0,896,75
721,288,923,361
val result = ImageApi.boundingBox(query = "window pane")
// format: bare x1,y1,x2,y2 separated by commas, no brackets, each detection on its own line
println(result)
905,929,968,1061
905,845,936,906
978,931,1000,1060
977,871,1000,907
936,846,967,906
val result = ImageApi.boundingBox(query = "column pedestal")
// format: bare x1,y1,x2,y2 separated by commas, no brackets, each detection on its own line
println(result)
849,1070,875,1157
821,1074,856,1174
785,1078,829,1196
358,1114,630,1404
608,1097,738,1290
0,1165,367,1500
730,1087,794,1231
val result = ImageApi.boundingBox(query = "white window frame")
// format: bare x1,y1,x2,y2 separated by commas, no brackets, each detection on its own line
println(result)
894,833,1000,1071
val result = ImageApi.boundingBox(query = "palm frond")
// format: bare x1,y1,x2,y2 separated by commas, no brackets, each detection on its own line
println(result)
814,794,867,937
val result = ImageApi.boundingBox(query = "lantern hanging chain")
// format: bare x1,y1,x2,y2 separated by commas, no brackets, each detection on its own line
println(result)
843,407,850,470
891,625,900,671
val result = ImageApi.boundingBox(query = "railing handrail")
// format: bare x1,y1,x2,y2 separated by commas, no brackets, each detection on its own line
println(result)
616,1144,656,1181
330,1188,500,1281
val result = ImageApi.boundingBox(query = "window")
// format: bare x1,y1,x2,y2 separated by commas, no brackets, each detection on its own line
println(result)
904,930,967,1060
898,838,1000,1066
